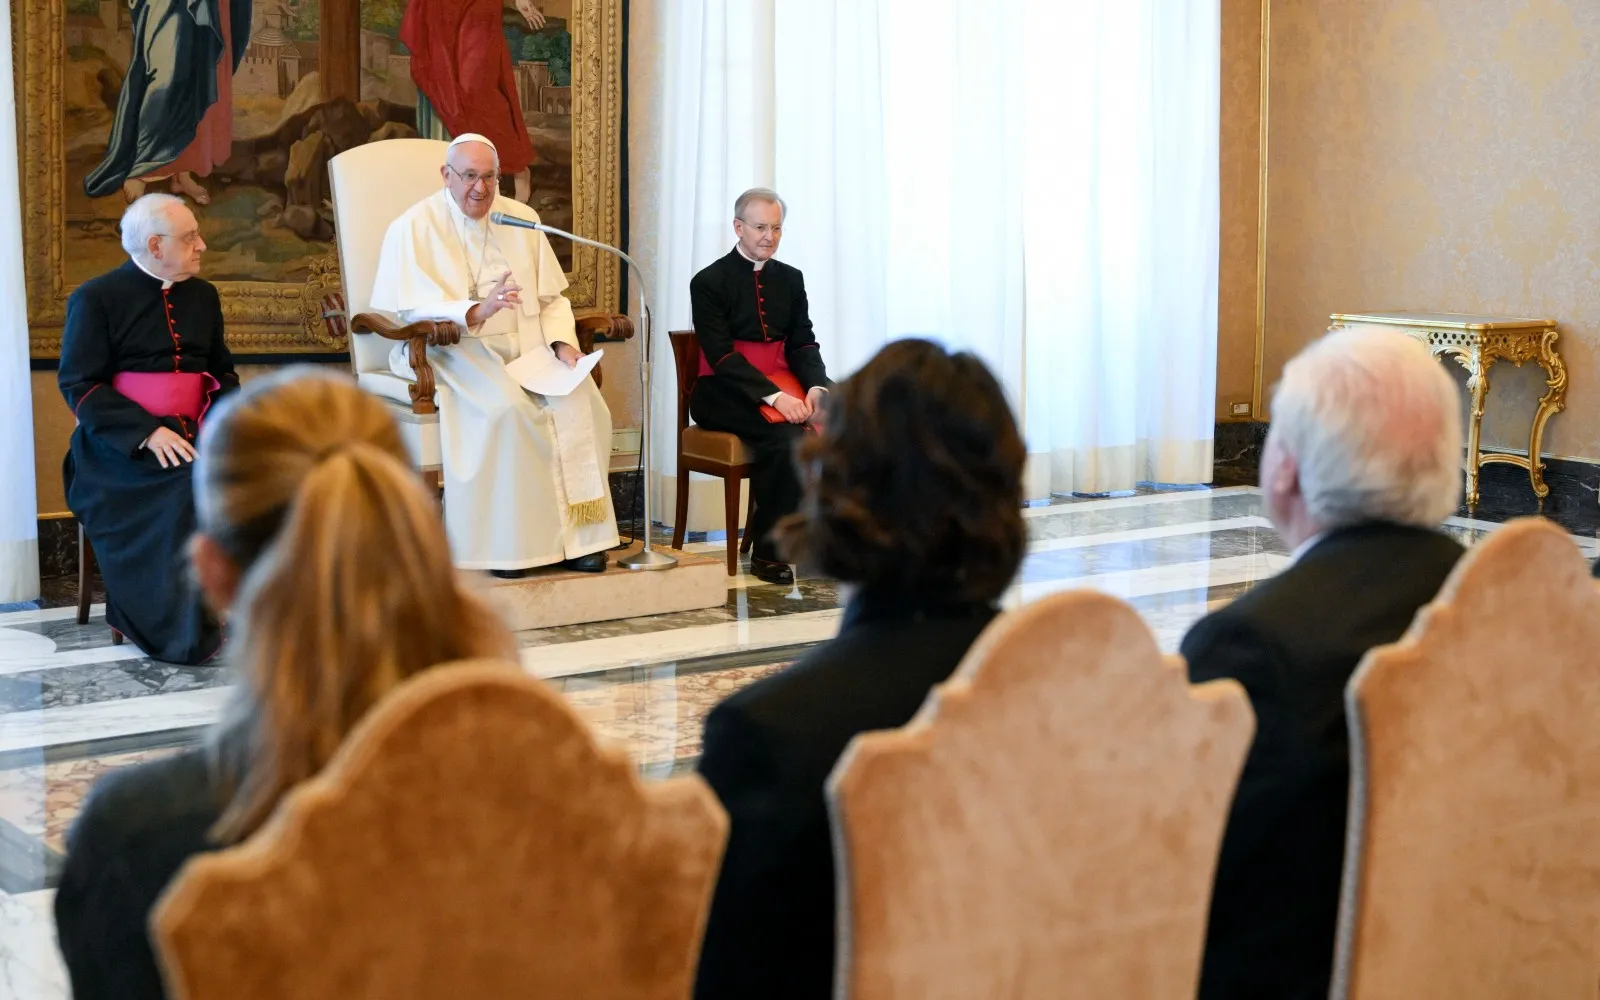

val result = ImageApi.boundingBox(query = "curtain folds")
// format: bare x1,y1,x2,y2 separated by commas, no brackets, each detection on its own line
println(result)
633,0,1219,505
0,0,41,603
1018,0,1221,494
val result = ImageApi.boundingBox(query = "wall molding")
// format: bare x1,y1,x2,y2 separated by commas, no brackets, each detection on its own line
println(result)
1251,0,1272,420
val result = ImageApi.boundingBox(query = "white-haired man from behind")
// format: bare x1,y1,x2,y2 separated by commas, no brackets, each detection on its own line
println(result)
1183,327,1465,1000
58,193,240,665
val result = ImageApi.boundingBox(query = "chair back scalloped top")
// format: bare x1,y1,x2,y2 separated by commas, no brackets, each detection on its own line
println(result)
828,589,1255,1000
1332,518,1600,999
153,659,730,1000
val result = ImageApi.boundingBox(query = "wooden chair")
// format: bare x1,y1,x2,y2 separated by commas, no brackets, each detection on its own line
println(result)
322,138,632,492
1330,518,1600,1000
74,523,122,644
73,413,120,643
668,330,756,575
153,660,729,1000
827,590,1255,1000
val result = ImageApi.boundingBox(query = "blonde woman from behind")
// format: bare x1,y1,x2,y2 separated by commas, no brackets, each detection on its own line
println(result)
54,367,517,1000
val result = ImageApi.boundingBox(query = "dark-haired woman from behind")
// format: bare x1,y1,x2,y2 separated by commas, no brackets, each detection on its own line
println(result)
692,338,1028,1000
54,368,516,1000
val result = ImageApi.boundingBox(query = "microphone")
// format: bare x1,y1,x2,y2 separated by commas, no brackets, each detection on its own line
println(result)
485,210,677,572
489,211,546,232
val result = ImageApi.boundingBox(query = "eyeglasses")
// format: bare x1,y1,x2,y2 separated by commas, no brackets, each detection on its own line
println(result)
448,166,501,188
158,230,204,246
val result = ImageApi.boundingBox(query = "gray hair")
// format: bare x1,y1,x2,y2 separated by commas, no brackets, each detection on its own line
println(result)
120,193,185,259
735,187,786,222
1269,326,1463,530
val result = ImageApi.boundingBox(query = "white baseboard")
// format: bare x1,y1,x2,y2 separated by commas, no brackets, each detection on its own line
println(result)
611,427,641,454
608,428,642,472
1023,453,1050,503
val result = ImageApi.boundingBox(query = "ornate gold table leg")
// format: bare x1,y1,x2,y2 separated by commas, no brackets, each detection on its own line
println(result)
1455,345,1491,509
1526,329,1567,500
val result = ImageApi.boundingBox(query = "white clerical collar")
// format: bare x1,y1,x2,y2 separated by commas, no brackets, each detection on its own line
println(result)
131,255,175,290
735,244,768,271
444,188,490,230
1289,531,1327,565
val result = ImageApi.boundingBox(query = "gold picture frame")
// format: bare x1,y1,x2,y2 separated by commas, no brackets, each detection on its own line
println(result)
14,0,621,358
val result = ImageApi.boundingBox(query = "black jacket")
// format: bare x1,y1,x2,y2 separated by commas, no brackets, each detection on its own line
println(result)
56,261,237,664
693,593,998,1000
55,749,226,1000
59,261,239,458
688,249,829,404
1182,522,1464,1000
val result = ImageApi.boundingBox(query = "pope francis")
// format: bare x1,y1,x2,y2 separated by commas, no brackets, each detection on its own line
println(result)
370,134,618,575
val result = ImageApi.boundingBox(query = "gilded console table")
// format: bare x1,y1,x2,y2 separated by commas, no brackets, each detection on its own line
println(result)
1327,312,1566,508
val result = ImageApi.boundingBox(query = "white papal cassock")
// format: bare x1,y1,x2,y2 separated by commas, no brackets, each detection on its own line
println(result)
370,188,619,570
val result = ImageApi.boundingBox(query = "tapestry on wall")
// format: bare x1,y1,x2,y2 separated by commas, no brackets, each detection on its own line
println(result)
16,0,621,356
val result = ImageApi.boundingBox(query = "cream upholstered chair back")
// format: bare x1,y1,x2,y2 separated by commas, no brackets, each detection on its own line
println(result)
1331,518,1600,1000
152,661,729,1000
827,590,1255,1000
328,137,451,378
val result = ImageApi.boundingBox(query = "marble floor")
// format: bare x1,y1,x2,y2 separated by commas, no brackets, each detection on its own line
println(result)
1,485,1593,998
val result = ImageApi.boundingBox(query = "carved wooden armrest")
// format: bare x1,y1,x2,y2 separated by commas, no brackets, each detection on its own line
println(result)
354,311,452,416
321,295,632,404
322,293,443,415
574,313,635,391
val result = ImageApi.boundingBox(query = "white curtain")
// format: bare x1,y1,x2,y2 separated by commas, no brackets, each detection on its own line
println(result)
0,2,41,603
878,0,1027,408
1017,1,1220,494
631,0,886,518
634,0,1218,508
642,0,774,506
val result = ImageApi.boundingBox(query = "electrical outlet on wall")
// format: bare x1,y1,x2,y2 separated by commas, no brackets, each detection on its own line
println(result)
1230,401,1252,417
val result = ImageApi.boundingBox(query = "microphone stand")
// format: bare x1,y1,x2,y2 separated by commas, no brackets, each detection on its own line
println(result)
492,213,678,571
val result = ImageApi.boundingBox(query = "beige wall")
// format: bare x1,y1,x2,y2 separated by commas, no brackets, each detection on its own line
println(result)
1261,0,1600,461
1218,0,1263,422
31,371,71,515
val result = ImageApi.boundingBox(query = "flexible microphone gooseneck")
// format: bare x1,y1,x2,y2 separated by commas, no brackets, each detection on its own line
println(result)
490,211,676,571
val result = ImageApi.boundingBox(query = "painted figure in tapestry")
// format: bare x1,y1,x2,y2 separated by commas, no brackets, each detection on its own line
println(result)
61,0,578,285
83,0,254,204
402,0,544,203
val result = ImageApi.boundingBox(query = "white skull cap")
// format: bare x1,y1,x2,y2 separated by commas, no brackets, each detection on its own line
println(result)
447,133,497,153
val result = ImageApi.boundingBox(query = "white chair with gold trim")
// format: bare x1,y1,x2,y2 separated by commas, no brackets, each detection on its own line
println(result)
323,138,631,490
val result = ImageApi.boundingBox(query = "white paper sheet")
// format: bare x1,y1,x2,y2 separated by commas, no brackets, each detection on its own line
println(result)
505,348,603,397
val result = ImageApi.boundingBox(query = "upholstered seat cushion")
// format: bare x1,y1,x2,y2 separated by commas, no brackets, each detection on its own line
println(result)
682,425,752,466
353,371,441,470
355,370,422,408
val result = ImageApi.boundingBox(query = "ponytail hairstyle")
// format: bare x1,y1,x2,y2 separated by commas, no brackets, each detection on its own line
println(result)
194,367,516,843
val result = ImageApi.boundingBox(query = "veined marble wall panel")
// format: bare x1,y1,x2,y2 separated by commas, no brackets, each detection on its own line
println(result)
1263,0,1600,460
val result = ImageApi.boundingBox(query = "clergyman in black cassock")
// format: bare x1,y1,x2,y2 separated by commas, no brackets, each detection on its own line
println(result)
59,196,239,664
689,189,829,582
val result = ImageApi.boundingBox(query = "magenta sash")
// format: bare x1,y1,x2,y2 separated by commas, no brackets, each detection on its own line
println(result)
112,372,221,426
698,338,789,378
